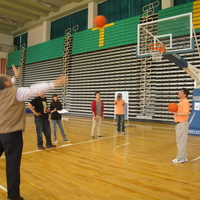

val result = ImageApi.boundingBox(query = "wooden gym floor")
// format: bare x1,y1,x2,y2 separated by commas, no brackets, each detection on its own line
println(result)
0,113,200,200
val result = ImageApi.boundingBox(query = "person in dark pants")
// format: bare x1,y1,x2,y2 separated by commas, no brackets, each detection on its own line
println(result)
114,93,126,135
0,131,23,200
0,65,68,200
50,94,70,143
28,93,56,150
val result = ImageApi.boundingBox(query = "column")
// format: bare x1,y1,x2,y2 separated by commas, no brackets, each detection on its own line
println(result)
88,2,98,29
43,21,51,42
162,0,174,9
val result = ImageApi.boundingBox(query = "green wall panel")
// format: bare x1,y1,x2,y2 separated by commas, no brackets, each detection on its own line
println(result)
26,37,64,64
196,28,200,33
7,50,21,68
158,15,191,37
72,15,140,55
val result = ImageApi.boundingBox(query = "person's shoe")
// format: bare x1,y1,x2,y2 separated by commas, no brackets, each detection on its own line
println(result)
38,146,45,150
63,139,71,142
122,132,125,135
90,136,94,139
46,144,56,148
54,140,58,143
8,196,24,200
115,131,119,134
172,158,185,163
97,135,104,139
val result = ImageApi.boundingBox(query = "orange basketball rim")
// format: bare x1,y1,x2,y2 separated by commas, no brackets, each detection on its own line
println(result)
148,44,166,53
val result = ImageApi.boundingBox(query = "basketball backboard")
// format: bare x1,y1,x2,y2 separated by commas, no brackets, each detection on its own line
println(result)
136,12,194,58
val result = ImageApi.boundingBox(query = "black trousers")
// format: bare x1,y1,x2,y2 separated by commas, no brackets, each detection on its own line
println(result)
0,130,23,199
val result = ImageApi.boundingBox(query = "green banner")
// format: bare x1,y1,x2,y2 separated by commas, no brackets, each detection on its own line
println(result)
72,15,140,55
7,50,21,68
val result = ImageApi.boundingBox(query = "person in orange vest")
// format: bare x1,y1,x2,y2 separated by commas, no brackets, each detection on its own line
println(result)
171,88,190,163
114,93,126,135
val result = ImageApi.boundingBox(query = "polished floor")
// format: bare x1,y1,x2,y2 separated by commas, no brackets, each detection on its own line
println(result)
0,114,200,200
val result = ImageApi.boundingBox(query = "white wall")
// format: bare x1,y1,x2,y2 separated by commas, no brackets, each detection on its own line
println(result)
0,34,12,68
28,25,43,47
0,52,8,59
0,33,13,46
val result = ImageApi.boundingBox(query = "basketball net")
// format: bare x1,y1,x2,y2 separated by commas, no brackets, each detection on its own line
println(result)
151,51,163,61
148,44,166,61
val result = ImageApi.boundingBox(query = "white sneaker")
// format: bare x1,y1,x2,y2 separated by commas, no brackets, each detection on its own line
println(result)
115,131,119,134
54,140,58,143
122,132,125,135
172,158,186,163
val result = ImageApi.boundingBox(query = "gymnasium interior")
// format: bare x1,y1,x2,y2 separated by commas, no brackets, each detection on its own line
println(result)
0,0,200,199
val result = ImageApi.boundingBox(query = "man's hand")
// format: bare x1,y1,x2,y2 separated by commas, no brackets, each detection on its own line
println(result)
53,76,68,87
34,112,41,117
51,108,57,113
28,103,41,116
12,64,21,79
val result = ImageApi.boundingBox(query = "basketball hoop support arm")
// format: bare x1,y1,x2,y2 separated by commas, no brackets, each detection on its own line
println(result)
183,63,200,88
141,27,163,45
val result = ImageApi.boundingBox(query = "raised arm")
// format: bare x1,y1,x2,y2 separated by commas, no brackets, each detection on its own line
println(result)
16,76,68,102
11,64,21,84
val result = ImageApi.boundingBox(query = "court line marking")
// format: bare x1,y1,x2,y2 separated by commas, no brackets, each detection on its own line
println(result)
113,143,130,159
188,156,200,162
1,134,200,162
0,135,120,158
130,135,200,162
130,135,200,146
0,184,7,192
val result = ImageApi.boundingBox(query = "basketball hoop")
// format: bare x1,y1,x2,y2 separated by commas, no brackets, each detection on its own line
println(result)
148,44,166,61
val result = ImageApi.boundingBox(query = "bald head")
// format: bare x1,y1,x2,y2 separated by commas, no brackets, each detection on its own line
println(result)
39,92,45,98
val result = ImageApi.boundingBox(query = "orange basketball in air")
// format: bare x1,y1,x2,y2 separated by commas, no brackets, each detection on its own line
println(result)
94,15,107,27
168,103,178,112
